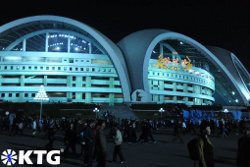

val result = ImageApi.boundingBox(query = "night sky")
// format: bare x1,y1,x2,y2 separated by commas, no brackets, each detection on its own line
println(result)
0,0,250,70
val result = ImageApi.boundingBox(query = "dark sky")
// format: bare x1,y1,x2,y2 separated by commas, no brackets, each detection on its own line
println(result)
1,0,250,70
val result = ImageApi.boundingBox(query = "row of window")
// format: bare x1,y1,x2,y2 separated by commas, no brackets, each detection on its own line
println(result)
0,92,123,99
149,71,214,86
152,95,213,103
0,65,116,73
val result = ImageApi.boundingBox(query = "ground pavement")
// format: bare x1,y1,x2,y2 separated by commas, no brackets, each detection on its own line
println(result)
0,129,238,167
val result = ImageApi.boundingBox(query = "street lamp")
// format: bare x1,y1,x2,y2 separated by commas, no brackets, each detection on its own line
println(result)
34,85,49,122
93,107,100,119
159,108,165,118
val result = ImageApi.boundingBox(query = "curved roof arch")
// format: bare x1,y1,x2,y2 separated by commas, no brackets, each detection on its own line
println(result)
207,46,250,102
0,15,131,102
5,29,105,53
118,29,249,105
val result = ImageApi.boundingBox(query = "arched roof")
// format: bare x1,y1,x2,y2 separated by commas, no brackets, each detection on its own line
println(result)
118,29,249,105
207,46,250,102
0,15,131,102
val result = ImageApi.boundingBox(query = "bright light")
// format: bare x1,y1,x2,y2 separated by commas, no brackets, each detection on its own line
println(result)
232,91,235,95
159,108,165,113
93,108,99,113
235,99,239,103
34,85,49,101
153,50,156,53
55,47,60,51
180,41,184,45
223,109,229,113
75,47,79,51
5,111,9,116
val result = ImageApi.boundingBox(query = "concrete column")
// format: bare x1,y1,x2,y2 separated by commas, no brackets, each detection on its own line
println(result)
159,80,164,103
20,75,25,86
109,77,115,105
45,32,49,52
183,83,188,92
75,76,82,101
22,39,26,51
67,76,72,100
44,76,48,86
173,82,177,91
85,76,91,103
67,36,71,53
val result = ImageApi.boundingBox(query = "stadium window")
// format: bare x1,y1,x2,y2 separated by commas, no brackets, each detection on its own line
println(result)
4,66,7,70
34,66,38,70
58,67,61,70
1,94,5,98
16,93,20,97
24,93,28,97
52,67,55,70
46,67,49,70
22,66,25,70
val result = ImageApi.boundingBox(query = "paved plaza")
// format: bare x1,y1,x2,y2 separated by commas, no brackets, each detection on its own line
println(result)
0,128,238,167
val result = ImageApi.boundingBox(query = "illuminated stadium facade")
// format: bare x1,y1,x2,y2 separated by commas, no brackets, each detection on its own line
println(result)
0,16,249,106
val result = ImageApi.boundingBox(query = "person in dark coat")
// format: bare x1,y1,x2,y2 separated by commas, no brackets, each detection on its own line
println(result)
45,119,56,150
84,120,96,167
64,123,77,154
95,120,107,167
197,125,214,167
237,122,250,167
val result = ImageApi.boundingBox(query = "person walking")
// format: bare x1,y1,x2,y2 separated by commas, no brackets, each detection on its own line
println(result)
64,123,77,155
112,123,125,164
95,120,107,167
237,122,250,167
84,120,96,167
197,125,214,167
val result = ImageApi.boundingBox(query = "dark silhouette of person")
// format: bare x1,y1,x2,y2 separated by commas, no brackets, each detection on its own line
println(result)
95,120,107,167
64,123,77,155
197,126,214,167
237,122,250,167
112,123,125,163
84,120,96,167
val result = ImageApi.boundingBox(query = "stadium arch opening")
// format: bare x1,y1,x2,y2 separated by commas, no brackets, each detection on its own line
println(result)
0,16,131,105
118,29,248,106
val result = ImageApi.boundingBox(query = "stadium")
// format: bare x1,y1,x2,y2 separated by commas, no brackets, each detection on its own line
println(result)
0,15,249,107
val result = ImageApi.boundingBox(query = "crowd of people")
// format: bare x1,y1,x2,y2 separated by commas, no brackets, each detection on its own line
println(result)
0,110,250,167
